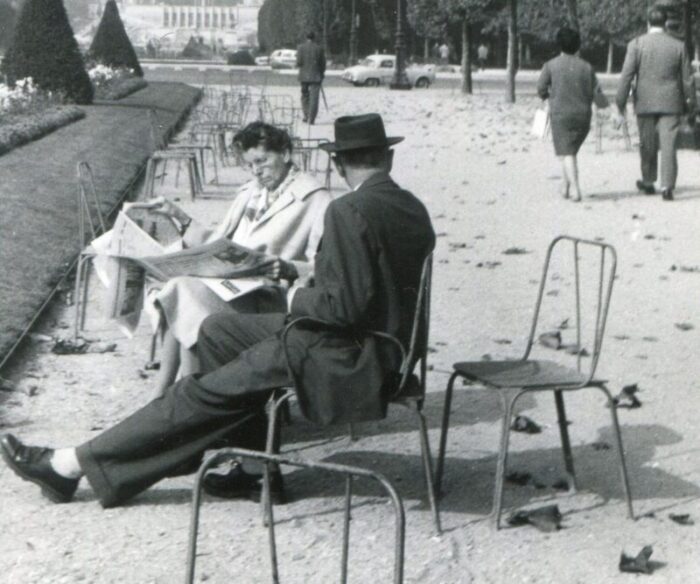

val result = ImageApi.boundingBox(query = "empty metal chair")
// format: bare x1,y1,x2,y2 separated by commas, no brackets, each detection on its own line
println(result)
187,448,406,584
292,137,332,190
73,161,107,340
435,236,634,528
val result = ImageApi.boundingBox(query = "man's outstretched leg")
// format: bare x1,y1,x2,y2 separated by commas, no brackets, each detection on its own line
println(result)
1,312,289,507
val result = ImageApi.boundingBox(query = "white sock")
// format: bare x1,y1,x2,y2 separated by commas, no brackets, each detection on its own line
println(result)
51,448,83,479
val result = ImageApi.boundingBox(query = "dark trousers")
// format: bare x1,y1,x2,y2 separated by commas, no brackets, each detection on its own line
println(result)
300,82,321,123
637,114,681,189
76,312,289,507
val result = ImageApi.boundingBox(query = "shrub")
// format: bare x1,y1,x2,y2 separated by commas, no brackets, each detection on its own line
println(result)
0,106,85,156
1,0,93,104
180,36,212,60
227,50,255,66
0,1,16,51
89,0,143,77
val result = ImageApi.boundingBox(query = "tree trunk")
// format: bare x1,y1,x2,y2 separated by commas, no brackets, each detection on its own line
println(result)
606,39,614,73
564,0,579,30
506,0,517,103
424,37,429,61
461,17,472,94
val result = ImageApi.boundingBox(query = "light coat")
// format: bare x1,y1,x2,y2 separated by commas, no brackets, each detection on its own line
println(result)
616,31,696,115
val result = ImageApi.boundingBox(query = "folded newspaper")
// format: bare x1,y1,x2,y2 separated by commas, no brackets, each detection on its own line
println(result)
91,201,271,336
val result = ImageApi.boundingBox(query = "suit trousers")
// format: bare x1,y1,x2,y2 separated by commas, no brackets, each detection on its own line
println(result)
637,114,681,189
300,82,321,123
76,312,290,507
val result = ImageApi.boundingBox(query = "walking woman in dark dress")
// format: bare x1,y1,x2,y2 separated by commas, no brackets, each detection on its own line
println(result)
537,27,609,201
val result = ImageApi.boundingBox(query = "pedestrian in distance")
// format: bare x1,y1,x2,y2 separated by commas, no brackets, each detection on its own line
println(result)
477,43,489,71
615,6,697,201
537,27,609,202
296,31,326,125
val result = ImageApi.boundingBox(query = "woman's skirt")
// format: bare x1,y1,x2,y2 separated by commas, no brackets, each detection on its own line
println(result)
151,277,286,348
550,113,592,156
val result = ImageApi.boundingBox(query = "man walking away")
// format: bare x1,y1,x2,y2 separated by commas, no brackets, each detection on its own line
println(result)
297,32,326,125
615,6,697,201
477,43,489,71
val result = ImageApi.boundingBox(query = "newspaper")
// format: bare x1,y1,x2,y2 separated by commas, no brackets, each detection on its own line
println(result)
130,238,275,281
91,201,272,335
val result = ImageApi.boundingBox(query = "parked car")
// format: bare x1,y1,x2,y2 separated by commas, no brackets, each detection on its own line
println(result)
255,55,270,66
270,49,297,70
342,54,436,88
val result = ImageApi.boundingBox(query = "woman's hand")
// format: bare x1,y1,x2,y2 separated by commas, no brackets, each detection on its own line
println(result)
264,258,298,282
146,196,190,225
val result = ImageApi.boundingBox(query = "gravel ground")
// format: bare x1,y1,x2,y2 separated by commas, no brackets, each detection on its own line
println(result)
1,84,700,583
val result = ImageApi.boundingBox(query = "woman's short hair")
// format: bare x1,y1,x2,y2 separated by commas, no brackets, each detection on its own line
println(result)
232,122,292,154
556,27,581,55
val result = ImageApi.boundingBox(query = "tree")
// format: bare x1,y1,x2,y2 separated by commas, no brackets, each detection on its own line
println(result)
505,0,516,103
1,0,93,104
89,0,143,76
0,1,16,52
408,0,446,59
578,0,647,72
439,0,493,94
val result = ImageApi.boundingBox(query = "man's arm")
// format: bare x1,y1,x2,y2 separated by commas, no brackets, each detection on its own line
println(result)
536,63,550,101
290,202,375,327
681,46,697,116
616,39,639,113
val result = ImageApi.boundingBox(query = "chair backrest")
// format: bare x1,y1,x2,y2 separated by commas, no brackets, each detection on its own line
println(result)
291,137,332,189
400,253,433,394
76,161,106,248
523,235,617,385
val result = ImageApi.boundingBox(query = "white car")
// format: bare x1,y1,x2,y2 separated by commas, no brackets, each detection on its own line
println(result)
270,49,297,70
342,54,435,88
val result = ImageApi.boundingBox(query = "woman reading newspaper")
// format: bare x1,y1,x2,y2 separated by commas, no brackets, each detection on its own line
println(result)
149,122,331,396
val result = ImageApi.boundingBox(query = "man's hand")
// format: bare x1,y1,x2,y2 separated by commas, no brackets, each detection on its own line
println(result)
613,108,626,130
265,258,298,282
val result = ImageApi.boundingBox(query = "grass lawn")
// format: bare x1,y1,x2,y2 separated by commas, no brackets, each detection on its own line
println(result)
0,81,201,365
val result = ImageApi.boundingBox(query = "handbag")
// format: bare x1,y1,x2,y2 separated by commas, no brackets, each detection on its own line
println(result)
531,103,550,139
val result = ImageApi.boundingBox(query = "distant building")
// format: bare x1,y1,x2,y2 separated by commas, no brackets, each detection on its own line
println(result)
83,0,262,51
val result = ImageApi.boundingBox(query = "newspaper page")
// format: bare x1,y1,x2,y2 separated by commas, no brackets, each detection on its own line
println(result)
129,238,275,281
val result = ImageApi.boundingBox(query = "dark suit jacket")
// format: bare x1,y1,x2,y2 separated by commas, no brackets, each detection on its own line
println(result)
286,172,435,425
296,39,326,83
537,54,608,117
616,31,696,115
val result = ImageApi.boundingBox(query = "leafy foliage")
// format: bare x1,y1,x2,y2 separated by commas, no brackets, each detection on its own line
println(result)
89,0,143,77
1,0,93,104
0,1,16,51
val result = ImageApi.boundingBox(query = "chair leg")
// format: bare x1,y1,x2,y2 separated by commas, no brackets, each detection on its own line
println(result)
187,159,196,201
341,476,353,583
174,158,182,188
413,404,442,535
80,259,91,332
435,371,460,496
160,159,168,186
493,388,520,530
261,391,293,527
144,158,156,198
598,385,635,519
554,390,577,492
208,146,219,184
73,255,86,341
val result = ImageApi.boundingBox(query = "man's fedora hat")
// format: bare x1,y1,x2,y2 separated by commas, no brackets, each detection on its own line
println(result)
320,113,404,152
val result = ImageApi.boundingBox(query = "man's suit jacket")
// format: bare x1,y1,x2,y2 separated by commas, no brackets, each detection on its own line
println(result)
286,172,435,425
296,39,325,83
185,170,331,280
616,31,696,115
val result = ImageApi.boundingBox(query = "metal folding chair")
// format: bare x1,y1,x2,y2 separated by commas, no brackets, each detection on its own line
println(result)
187,448,405,584
144,110,202,200
595,113,632,154
435,236,634,529
265,255,441,535
292,138,332,190
73,162,107,340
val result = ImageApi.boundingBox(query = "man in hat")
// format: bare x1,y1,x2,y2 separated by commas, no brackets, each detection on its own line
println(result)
1,114,435,507
296,31,326,124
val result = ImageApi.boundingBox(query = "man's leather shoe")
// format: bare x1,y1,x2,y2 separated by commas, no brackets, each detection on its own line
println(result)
636,180,656,195
203,465,286,504
1,434,79,503
661,188,674,201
